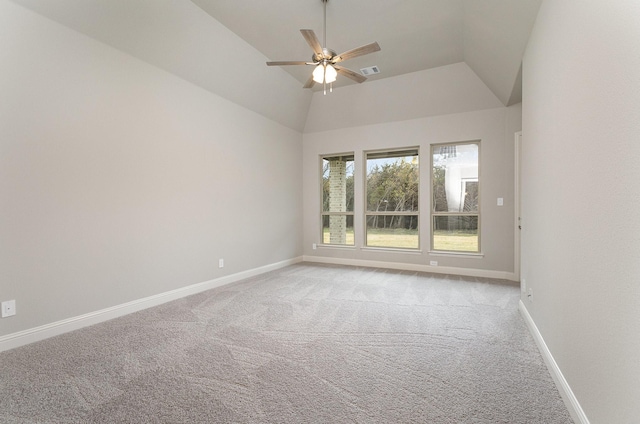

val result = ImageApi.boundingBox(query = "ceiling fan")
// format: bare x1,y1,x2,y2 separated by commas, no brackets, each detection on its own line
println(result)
266,0,381,94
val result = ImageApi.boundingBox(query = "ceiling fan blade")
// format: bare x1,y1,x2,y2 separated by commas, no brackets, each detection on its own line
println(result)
334,66,367,83
334,42,381,63
300,29,324,57
303,75,316,89
266,61,310,66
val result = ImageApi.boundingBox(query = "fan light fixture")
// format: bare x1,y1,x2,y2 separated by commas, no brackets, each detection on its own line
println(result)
313,63,337,84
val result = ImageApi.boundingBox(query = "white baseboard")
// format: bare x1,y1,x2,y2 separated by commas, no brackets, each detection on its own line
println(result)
519,300,590,424
303,255,517,281
0,257,303,353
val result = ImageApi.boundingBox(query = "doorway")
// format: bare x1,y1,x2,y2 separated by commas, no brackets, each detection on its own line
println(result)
514,131,522,281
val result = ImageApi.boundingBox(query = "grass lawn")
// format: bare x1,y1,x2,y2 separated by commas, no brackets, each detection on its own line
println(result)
433,230,478,252
323,228,478,252
366,228,418,249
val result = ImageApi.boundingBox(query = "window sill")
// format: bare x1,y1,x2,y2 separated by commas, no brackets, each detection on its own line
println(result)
428,251,484,259
361,246,423,254
317,244,357,250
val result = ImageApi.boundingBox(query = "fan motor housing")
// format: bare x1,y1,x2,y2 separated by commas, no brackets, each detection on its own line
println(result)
313,48,337,62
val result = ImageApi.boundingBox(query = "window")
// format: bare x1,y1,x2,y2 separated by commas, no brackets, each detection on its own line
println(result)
365,148,419,249
431,142,480,252
322,154,354,245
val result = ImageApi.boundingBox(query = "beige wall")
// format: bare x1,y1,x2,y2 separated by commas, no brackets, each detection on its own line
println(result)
522,0,640,422
303,65,521,277
0,1,302,337
304,62,504,133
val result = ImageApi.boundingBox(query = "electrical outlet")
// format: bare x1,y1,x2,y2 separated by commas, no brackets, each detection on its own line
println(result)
1,300,16,318
430,260,438,266
218,259,224,268
497,197,504,206
312,243,317,250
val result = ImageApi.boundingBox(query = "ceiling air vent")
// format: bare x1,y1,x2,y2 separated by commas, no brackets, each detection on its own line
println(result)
360,66,380,76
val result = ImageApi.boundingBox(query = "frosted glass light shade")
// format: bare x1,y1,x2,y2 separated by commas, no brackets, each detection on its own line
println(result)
312,64,337,83
312,64,325,83
325,64,337,83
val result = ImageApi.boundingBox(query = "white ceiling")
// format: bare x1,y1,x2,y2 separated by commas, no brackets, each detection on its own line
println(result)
8,0,541,129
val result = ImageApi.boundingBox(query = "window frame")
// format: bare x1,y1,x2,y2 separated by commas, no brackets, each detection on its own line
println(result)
320,153,355,246
364,147,420,250
430,141,481,254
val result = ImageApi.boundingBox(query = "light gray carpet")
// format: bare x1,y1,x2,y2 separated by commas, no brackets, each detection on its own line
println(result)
0,263,573,423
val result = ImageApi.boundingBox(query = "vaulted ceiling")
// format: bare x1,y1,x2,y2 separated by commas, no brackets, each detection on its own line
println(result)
193,0,541,105
9,0,541,131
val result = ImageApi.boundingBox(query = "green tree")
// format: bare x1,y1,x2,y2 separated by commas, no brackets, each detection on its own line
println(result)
366,158,418,229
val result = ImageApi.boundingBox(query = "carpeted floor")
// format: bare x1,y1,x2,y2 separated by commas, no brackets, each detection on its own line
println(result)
0,263,573,423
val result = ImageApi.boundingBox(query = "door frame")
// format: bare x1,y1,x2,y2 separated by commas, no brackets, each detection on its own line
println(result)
514,131,522,281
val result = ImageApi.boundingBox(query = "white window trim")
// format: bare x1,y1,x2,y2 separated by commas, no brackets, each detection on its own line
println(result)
320,153,355,247
364,147,420,250
430,140,481,253
428,251,484,258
